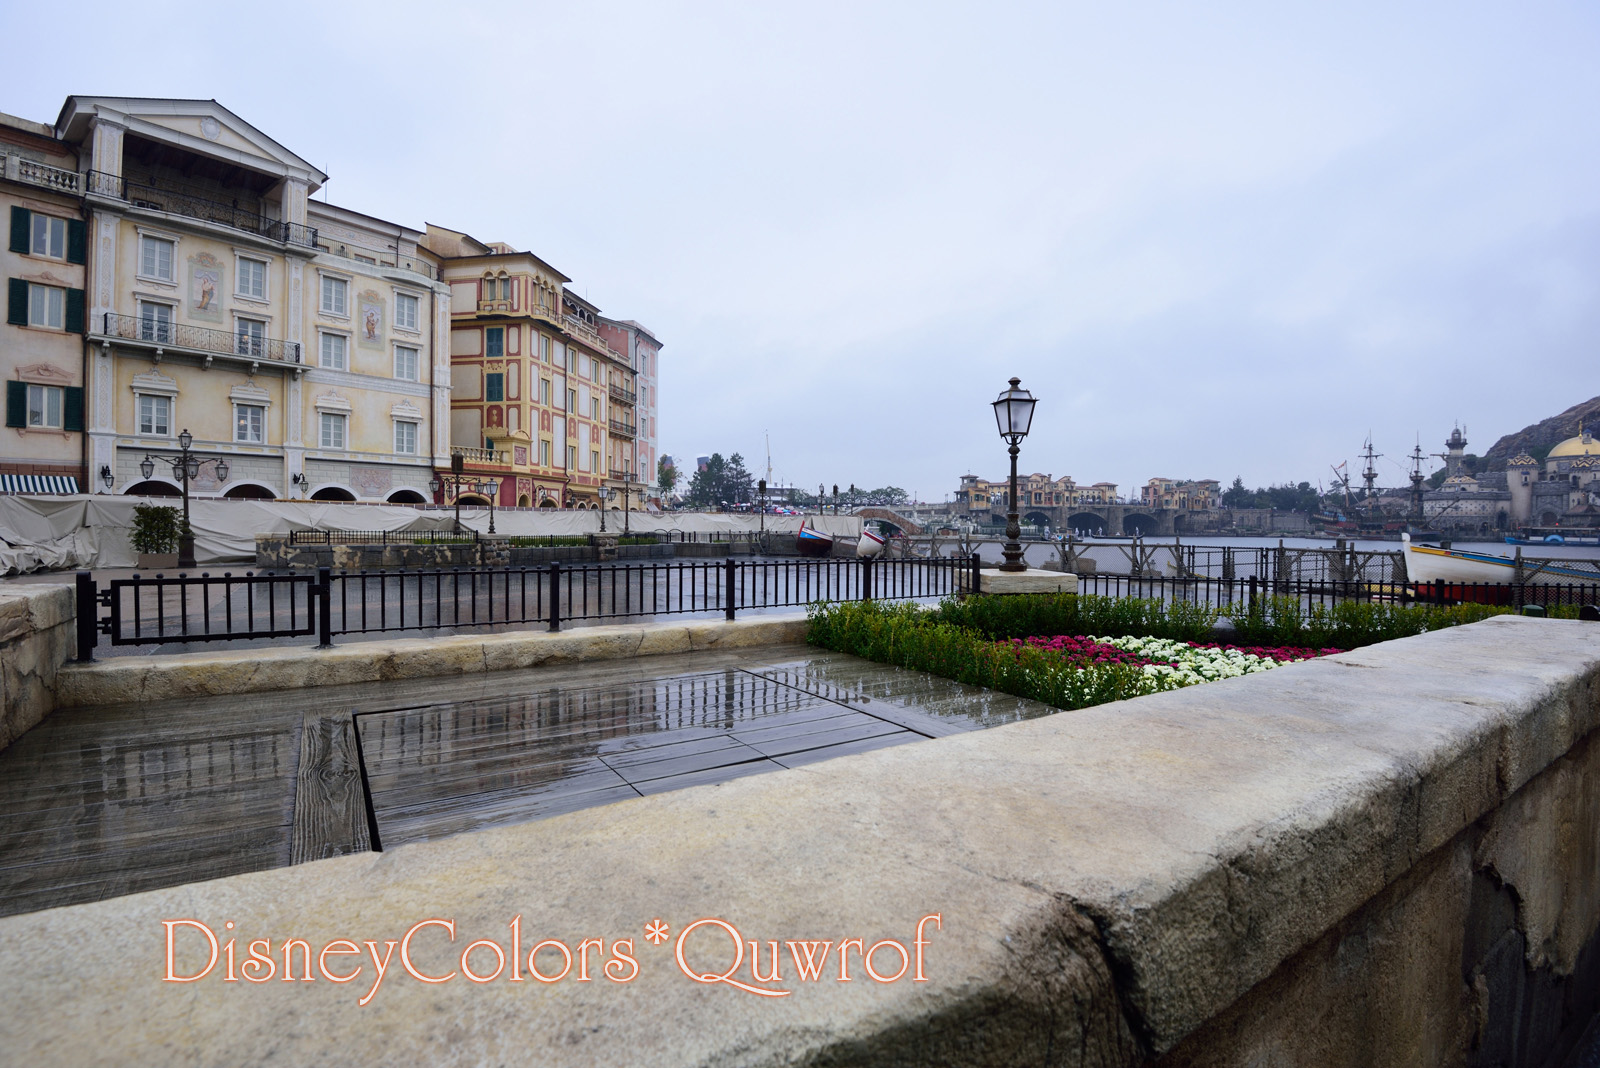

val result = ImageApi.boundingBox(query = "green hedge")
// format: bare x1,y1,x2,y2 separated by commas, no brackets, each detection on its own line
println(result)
1220,596,1520,648
925,591,1218,642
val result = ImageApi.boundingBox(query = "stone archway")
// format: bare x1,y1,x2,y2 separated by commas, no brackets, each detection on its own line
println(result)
223,482,277,500
1122,513,1159,537
387,489,427,504
1067,512,1106,535
311,487,356,502
124,479,180,497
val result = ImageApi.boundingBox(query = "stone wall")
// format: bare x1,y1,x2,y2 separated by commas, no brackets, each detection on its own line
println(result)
3,616,1597,1065
0,583,73,751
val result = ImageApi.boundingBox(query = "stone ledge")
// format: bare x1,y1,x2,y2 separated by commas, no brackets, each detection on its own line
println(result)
0,583,74,750
54,612,810,709
4,616,1598,1066
960,567,1080,595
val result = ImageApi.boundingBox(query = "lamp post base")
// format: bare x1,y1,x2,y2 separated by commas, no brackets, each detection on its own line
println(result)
177,534,197,570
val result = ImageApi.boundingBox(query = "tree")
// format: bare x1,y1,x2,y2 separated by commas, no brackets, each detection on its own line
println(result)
684,452,756,508
657,456,679,498
724,453,755,505
1221,476,1252,509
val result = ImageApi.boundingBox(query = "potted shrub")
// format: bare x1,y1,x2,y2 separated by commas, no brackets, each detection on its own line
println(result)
131,503,183,569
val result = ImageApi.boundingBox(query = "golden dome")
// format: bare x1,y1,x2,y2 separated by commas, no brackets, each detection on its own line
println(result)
1548,430,1600,458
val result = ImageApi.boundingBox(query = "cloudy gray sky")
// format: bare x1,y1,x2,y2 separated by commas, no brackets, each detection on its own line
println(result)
12,2,1598,501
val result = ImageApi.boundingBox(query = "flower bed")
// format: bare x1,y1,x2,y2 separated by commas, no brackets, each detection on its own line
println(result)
1012,634,1342,686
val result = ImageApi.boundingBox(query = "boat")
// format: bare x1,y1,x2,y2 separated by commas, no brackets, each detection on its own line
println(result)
1402,533,1600,600
1505,533,1600,547
795,520,835,558
855,526,886,559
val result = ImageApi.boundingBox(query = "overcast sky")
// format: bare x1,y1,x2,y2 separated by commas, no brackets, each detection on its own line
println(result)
11,2,1598,502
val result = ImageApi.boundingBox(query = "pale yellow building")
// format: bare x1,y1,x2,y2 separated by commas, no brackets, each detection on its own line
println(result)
54,96,447,502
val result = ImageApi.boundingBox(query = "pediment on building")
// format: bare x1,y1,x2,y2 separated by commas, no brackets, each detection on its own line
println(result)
390,399,422,419
314,390,351,412
130,369,179,395
14,363,75,384
56,97,326,188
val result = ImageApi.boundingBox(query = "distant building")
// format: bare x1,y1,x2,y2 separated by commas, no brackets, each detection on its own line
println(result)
1506,427,1600,530
1140,478,1220,511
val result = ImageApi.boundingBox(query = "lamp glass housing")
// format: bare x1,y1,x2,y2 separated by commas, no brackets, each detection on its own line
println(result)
428,477,441,493
485,481,497,499
139,458,155,479
185,458,200,481
178,429,193,451
992,378,1037,445
214,460,229,482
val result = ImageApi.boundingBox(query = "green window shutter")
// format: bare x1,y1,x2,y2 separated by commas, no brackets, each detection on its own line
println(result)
9,207,29,255
62,386,84,432
64,288,85,334
4,381,24,428
486,373,504,402
7,278,27,325
67,219,87,265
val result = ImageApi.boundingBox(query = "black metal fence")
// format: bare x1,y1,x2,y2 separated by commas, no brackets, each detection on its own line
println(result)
75,555,977,657
103,312,302,365
1076,572,1600,612
89,171,318,247
287,528,481,546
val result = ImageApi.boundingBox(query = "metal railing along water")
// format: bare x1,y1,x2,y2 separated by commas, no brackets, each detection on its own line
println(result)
287,528,481,546
75,555,978,656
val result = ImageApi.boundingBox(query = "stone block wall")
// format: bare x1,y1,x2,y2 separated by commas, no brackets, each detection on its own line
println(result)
0,583,73,752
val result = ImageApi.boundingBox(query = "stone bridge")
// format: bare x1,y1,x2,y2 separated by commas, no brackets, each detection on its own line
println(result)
962,503,1188,537
855,507,924,535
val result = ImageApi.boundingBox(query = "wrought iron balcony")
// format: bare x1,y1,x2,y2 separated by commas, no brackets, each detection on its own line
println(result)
101,312,301,364
451,445,510,465
608,383,636,405
2,154,80,194
88,171,317,248
608,419,637,439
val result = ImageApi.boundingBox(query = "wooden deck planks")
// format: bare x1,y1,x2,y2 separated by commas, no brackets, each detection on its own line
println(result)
290,715,372,864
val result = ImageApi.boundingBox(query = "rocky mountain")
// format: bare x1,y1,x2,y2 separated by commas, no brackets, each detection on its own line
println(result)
1477,396,1600,471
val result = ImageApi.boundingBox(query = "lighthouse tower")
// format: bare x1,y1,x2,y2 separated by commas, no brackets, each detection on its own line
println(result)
1443,426,1468,478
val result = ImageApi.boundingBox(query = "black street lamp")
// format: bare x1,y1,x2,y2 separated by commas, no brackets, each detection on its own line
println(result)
991,377,1038,572
622,461,633,536
138,428,228,568
482,479,498,534
428,453,471,531
758,478,766,533
599,485,611,532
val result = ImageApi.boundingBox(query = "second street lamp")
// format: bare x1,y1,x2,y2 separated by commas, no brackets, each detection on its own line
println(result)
992,377,1038,573
138,428,228,569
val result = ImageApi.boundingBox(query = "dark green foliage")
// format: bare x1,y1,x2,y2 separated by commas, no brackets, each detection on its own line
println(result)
1223,596,1512,648
806,599,1177,711
925,591,1219,642
130,504,183,554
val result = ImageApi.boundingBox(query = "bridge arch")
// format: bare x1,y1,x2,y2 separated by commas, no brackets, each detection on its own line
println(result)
1122,513,1159,536
1023,510,1053,529
1067,512,1106,535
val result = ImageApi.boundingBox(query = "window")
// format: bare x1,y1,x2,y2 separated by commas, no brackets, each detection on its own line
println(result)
138,301,172,343
394,345,419,381
235,318,265,357
320,412,346,449
140,235,174,281
394,420,418,455
28,284,64,329
485,373,504,402
235,404,264,443
539,335,549,361
26,384,62,428
539,440,551,466
395,292,418,331
31,215,65,259
592,450,600,474
567,388,576,413
321,275,347,316
567,445,576,470
139,394,171,436
539,378,551,405
486,327,504,359
238,258,266,300
320,333,347,370
591,397,600,420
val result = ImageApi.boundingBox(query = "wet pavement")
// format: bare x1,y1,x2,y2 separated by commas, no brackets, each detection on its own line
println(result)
0,643,1061,917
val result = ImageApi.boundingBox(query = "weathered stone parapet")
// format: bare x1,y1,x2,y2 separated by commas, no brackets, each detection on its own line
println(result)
52,612,812,709
5,616,1597,1066
0,583,73,752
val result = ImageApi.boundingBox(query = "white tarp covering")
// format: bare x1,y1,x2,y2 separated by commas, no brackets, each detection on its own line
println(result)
0,495,863,574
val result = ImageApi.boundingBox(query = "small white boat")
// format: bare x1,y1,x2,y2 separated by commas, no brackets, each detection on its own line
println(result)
1402,533,1600,592
855,526,886,559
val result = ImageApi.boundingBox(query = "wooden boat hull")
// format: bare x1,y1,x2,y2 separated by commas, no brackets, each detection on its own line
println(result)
795,522,835,558
1402,534,1600,589
856,528,886,558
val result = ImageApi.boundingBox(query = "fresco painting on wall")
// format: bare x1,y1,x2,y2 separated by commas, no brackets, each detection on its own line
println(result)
358,290,384,350
189,253,224,323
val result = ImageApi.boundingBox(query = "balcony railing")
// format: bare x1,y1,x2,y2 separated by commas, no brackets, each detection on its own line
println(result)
451,445,510,465
2,154,81,194
608,383,636,405
608,419,637,438
101,312,302,364
88,171,317,248
477,298,513,315
608,469,645,483
319,245,437,280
